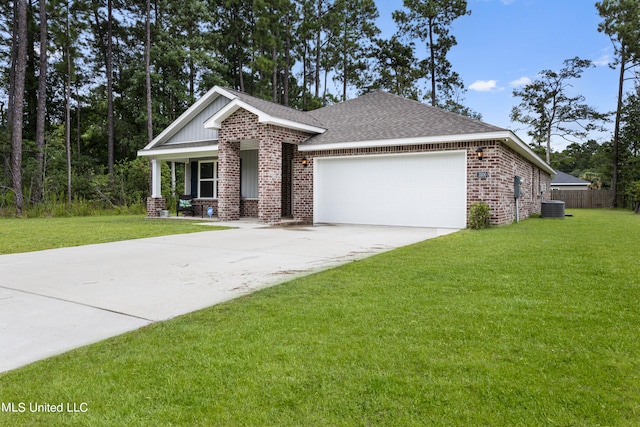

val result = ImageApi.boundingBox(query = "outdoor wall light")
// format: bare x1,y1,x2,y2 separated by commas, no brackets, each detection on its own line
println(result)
301,156,309,167
476,147,485,161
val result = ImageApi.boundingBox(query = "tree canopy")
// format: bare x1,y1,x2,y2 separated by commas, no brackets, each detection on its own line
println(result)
510,57,608,165
1,0,639,214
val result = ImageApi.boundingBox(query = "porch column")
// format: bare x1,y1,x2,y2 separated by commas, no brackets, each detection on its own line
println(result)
218,139,241,221
146,157,166,217
183,161,191,195
151,158,162,197
258,132,282,224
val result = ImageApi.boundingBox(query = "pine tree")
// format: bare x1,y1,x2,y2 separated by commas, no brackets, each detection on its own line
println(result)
596,0,640,206
393,0,470,107
9,0,28,214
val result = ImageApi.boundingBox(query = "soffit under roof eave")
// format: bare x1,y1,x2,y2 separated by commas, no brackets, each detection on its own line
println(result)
552,182,590,186
298,131,512,152
137,139,262,160
137,144,220,160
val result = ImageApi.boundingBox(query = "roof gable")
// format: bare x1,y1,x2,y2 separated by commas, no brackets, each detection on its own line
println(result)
204,95,326,134
219,88,326,131
141,86,235,151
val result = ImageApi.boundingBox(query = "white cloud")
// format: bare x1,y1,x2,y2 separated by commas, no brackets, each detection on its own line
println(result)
593,54,610,67
510,76,532,87
469,80,499,92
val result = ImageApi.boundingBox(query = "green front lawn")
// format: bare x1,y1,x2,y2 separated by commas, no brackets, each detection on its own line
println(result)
1,210,639,426
0,215,223,254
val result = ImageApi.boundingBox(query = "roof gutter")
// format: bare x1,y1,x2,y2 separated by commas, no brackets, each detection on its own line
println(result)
501,131,556,176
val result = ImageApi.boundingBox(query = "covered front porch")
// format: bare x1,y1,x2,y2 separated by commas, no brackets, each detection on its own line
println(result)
142,139,298,224
136,86,325,224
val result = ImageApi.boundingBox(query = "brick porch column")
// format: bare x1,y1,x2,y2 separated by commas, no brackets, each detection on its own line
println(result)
258,129,282,224
218,139,241,221
146,197,166,218
292,150,313,223
146,158,166,217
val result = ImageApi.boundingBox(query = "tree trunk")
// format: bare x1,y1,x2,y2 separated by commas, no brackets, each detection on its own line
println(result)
33,0,47,204
145,0,153,145
106,0,114,177
10,0,28,215
236,33,244,92
272,45,277,103
65,4,72,205
428,16,436,107
302,40,308,110
284,12,290,107
545,127,552,165
315,0,322,99
342,13,347,102
611,50,625,208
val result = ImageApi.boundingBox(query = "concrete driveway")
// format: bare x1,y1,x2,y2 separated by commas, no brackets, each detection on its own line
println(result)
0,221,458,373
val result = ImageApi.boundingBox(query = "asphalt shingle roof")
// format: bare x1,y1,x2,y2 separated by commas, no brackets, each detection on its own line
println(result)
224,88,325,129
225,89,505,145
551,171,590,185
304,91,505,145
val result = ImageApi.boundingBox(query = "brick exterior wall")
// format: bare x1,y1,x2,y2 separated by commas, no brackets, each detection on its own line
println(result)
146,197,166,217
466,142,551,224
191,199,217,217
292,151,314,222
185,198,255,218
241,199,258,217
293,140,551,226
195,106,551,227
218,139,241,221
218,109,311,224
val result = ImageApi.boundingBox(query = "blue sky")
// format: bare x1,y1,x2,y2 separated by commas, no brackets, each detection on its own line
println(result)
372,0,618,152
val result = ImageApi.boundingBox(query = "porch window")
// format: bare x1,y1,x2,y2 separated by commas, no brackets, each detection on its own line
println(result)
198,160,218,198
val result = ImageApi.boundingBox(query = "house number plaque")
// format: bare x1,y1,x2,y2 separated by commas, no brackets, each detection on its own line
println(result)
476,171,489,178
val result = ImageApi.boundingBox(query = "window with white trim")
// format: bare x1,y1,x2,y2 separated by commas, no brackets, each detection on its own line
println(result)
198,160,218,198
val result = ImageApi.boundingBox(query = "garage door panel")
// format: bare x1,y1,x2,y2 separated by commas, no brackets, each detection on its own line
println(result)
314,151,466,228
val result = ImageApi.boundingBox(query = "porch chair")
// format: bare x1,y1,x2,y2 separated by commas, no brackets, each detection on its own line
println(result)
176,195,195,216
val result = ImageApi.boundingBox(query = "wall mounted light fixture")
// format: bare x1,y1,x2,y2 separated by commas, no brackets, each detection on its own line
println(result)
476,147,485,161
301,156,309,167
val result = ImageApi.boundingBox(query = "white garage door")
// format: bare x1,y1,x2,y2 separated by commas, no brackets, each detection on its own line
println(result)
314,151,467,228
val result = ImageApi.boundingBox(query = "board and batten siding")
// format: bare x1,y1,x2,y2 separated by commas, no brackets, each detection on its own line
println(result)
240,150,258,199
166,96,230,145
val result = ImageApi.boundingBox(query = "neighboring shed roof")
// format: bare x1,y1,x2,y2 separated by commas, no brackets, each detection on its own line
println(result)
304,91,504,145
551,171,590,186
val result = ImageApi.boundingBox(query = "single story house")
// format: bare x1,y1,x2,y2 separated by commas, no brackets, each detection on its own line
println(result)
551,171,590,191
138,86,554,228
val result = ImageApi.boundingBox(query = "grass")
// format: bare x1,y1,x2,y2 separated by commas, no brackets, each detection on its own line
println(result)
0,215,224,254
0,209,639,426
